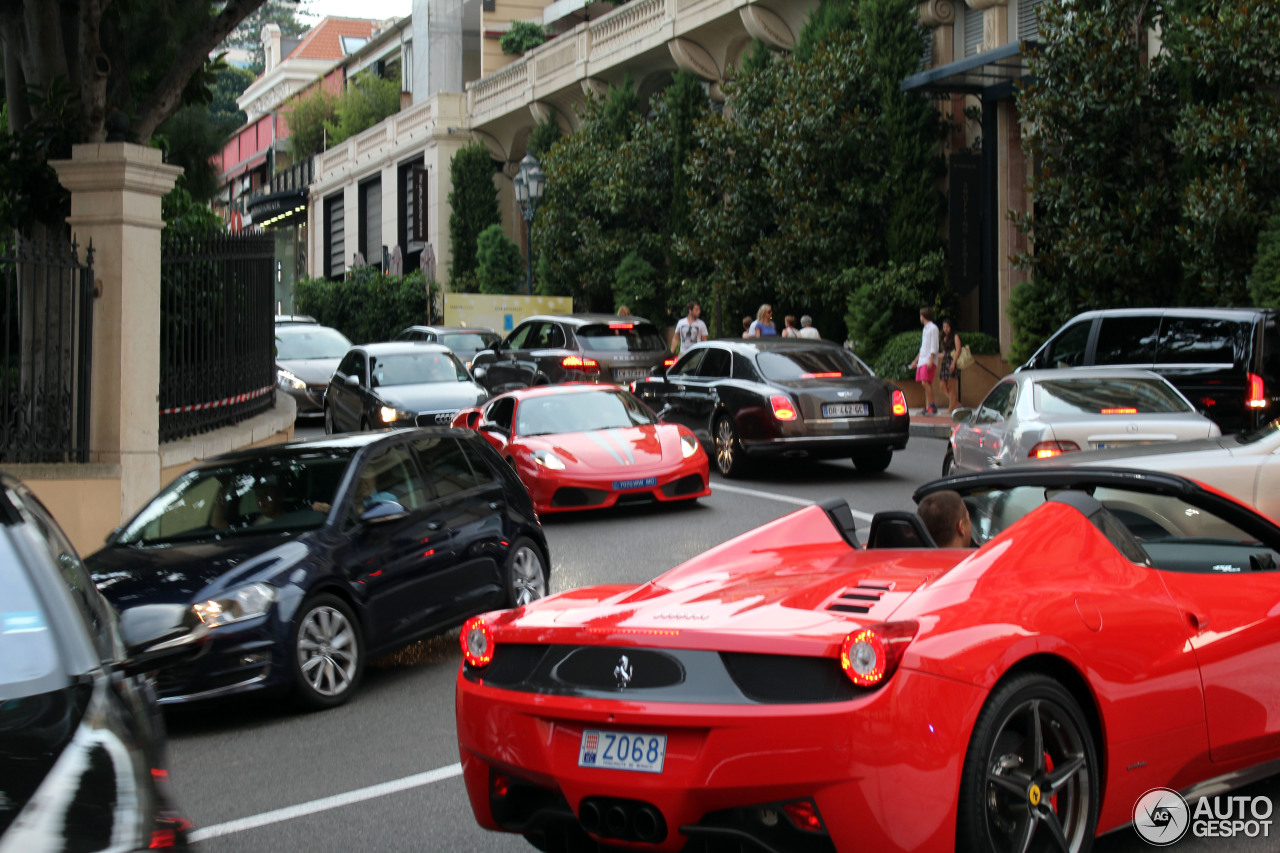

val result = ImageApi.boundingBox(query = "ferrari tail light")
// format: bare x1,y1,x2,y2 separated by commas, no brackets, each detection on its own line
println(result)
1029,440,1080,460
892,390,907,416
839,620,917,688
562,355,600,373
770,395,798,421
1248,372,1267,408
461,616,494,667
781,799,826,833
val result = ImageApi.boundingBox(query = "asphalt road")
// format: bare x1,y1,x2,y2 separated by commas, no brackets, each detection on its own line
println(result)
163,427,1280,852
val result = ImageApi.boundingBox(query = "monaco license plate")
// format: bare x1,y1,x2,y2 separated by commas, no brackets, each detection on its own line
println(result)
613,476,657,491
613,368,649,381
823,402,869,418
578,729,667,773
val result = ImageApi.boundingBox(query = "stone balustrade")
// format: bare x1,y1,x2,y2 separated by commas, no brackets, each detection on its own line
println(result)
315,100,436,182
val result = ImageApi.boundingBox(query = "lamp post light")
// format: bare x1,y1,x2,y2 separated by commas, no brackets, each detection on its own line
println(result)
514,153,545,295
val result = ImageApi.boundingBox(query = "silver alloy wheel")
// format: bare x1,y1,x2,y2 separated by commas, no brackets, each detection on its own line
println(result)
296,605,359,698
509,543,547,607
715,418,737,476
324,406,335,435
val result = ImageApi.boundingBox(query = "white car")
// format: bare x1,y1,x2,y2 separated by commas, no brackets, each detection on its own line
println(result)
1064,417,1280,521
943,368,1221,474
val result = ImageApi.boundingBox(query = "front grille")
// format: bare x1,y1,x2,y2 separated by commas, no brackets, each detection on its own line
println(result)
826,581,892,614
720,653,856,703
416,410,458,426
661,473,704,497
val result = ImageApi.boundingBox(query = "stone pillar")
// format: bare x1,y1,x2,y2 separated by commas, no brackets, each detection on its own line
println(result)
51,143,182,523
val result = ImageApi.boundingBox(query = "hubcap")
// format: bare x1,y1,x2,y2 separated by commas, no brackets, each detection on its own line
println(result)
297,605,358,697
510,545,546,606
715,420,735,474
983,698,1090,853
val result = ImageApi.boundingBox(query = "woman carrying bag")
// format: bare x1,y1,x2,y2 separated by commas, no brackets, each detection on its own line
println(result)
940,318,963,414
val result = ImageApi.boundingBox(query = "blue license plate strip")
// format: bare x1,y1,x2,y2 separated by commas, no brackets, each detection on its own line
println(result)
612,476,658,490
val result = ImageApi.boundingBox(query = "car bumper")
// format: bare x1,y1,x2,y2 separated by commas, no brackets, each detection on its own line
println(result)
281,384,327,417
456,666,983,852
153,615,285,704
520,459,711,514
740,423,910,458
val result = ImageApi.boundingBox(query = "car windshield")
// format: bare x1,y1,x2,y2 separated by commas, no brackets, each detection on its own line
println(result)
115,450,354,545
576,323,666,352
0,535,62,697
439,332,499,352
276,327,351,360
1034,377,1191,415
370,352,469,386
515,391,656,436
755,348,871,381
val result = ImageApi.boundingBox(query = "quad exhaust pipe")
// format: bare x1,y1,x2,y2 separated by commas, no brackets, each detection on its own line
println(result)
577,797,666,843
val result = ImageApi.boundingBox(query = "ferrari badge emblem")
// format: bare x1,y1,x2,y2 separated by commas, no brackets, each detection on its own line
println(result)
613,655,633,690
1028,784,1042,807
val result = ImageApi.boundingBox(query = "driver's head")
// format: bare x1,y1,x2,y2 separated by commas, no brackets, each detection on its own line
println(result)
917,490,972,548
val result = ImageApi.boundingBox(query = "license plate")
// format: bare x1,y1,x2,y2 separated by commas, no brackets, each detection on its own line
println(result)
613,368,649,381
578,729,667,773
823,403,869,418
613,476,657,491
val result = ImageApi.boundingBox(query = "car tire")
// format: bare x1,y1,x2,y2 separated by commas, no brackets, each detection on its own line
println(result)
942,449,957,476
714,416,747,478
852,447,893,474
324,405,336,435
291,593,364,710
956,673,1099,853
505,537,548,608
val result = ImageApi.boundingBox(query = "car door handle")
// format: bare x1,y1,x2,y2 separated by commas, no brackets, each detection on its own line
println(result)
488,501,504,511
1189,612,1209,632
426,521,443,531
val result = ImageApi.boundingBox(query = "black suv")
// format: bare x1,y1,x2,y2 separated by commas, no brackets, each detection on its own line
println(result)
1020,307,1280,432
470,314,670,394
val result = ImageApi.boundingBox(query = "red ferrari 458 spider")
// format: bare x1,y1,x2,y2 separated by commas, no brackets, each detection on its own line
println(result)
451,384,710,514
457,467,1280,852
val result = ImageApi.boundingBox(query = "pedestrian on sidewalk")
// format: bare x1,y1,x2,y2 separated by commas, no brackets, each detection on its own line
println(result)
798,315,820,339
672,300,708,356
781,315,800,338
748,304,777,337
939,318,962,414
908,306,940,415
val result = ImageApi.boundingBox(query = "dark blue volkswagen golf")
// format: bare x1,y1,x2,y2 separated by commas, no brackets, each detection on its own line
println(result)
87,428,550,710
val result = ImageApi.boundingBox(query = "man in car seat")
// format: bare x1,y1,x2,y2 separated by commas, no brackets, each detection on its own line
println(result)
917,490,973,548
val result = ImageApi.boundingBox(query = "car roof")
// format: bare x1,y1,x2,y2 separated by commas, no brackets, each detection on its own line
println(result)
274,314,317,324
355,341,453,355
495,383,627,402
1005,367,1180,382
519,314,660,327
402,325,497,335
1067,307,1274,321
190,427,473,468
691,338,844,354
276,323,345,336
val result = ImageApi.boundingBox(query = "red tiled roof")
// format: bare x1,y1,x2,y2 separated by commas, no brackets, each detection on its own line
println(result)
286,17,378,61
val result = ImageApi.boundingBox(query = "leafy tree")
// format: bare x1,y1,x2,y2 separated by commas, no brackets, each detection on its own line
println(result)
0,80,78,230
613,252,661,321
325,72,402,146
476,224,525,293
1251,213,1280,309
792,0,856,63
294,267,439,344
527,116,561,159
286,85,339,159
223,0,314,74
448,143,501,283
500,21,547,56
209,65,255,133
153,64,256,203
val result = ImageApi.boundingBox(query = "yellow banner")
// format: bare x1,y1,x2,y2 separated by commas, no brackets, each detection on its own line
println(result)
443,293,574,334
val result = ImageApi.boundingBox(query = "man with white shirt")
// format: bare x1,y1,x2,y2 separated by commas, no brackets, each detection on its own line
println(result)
907,306,940,415
673,300,708,355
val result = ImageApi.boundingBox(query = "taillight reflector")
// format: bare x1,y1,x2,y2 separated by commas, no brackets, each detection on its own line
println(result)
892,389,907,416
461,616,494,667
1029,440,1081,459
839,621,917,688
770,395,797,421
782,799,826,833
1248,372,1267,408
561,355,600,372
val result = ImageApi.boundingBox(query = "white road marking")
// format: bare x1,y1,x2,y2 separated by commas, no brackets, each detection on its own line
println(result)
188,763,463,842
711,482,875,521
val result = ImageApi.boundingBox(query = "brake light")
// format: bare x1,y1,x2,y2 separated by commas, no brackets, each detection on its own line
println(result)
1248,372,1267,408
663,358,675,367
461,616,494,667
770,395,797,421
839,621,917,687
561,355,600,373
608,322,634,329
491,772,511,798
1100,408,1137,415
148,817,193,849
1029,440,1081,459
782,799,826,833
801,372,842,379
892,389,907,416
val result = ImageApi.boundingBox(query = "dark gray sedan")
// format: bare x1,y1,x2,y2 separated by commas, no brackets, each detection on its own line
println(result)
276,324,352,418
324,342,488,434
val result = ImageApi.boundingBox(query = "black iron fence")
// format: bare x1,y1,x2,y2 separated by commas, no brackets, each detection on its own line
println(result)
160,231,275,443
0,234,95,463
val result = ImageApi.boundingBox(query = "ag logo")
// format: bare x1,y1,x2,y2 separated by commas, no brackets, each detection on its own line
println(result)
1133,787,1189,845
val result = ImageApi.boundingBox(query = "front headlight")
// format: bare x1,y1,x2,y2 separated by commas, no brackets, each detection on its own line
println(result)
531,449,566,470
277,368,306,391
192,582,275,628
680,434,699,459
380,406,413,424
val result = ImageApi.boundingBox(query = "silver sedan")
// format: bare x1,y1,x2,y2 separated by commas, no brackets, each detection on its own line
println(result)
943,368,1221,474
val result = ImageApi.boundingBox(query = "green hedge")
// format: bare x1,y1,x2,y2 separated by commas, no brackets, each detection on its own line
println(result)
868,329,1001,381
294,267,441,344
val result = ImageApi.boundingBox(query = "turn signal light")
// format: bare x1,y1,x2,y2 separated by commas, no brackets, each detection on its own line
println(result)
839,621,917,688
1029,440,1081,459
1248,372,1267,408
562,355,600,373
461,616,494,667
892,390,907,416
770,395,797,421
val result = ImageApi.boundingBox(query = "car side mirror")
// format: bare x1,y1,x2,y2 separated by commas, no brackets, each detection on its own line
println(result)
116,604,209,677
951,408,973,423
360,500,407,524
473,365,487,380
344,374,359,386
478,422,507,435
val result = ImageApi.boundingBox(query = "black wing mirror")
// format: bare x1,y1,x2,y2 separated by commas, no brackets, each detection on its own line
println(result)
116,604,209,677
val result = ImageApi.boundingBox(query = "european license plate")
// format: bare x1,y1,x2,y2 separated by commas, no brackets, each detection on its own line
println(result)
823,403,869,418
578,729,667,773
613,476,658,491
614,368,649,381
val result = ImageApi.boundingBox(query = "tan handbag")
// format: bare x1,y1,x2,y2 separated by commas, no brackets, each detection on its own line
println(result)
955,345,974,371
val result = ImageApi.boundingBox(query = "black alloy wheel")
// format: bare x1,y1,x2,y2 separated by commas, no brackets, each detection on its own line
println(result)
852,447,893,474
505,537,549,608
291,593,364,710
714,416,747,478
324,405,336,435
942,449,957,476
957,673,1098,853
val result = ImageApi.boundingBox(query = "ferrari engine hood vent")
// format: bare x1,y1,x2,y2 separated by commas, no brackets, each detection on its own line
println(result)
827,581,893,614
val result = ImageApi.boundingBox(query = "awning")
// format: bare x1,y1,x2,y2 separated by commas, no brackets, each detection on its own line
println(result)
223,152,268,182
245,188,308,229
902,40,1036,99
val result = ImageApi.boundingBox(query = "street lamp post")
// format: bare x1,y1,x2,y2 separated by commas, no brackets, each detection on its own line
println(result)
514,153,545,295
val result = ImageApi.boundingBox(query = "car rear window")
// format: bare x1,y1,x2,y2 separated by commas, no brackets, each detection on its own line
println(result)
1034,377,1191,415
576,323,666,352
755,348,871,381
439,333,497,352
276,326,352,360
1156,317,1250,365
0,535,61,696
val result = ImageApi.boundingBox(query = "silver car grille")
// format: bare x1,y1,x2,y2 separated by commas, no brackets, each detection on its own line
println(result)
416,411,458,427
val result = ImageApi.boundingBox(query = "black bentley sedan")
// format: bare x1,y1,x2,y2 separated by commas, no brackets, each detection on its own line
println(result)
0,473,199,851
87,429,550,709
324,341,489,434
630,339,910,476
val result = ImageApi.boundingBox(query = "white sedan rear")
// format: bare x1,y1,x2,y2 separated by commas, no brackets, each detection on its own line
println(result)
943,368,1221,475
